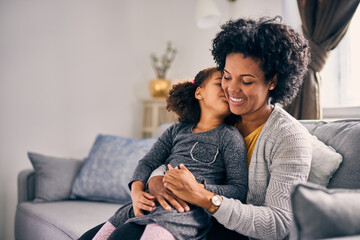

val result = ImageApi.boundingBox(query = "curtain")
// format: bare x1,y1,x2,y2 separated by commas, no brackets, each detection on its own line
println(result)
285,0,360,119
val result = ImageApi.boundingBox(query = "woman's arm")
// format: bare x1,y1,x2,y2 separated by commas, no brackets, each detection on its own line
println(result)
147,175,190,213
163,164,215,211
212,131,312,239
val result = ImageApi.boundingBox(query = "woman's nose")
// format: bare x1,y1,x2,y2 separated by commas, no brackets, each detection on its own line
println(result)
228,79,241,93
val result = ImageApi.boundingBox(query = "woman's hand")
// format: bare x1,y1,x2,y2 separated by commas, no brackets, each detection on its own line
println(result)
130,181,156,217
163,164,210,206
147,176,190,213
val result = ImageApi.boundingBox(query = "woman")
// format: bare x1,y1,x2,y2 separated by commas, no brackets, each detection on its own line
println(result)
162,17,312,240
80,16,312,240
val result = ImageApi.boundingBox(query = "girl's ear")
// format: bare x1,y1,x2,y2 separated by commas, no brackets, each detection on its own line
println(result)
195,87,203,100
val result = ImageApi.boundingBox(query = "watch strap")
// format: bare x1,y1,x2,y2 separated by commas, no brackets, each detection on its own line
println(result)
208,195,222,214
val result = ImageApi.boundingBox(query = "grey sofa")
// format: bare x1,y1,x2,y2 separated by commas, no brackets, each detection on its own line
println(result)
15,119,360,240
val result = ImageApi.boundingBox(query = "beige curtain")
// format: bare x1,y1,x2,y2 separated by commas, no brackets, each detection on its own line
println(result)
285,0,360,119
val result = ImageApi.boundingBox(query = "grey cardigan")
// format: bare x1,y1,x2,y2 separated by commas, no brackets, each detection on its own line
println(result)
213,105,312,240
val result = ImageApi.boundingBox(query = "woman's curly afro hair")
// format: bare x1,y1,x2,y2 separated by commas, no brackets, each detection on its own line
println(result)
212,16,311,106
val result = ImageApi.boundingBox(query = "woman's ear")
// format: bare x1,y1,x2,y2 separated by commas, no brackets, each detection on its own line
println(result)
269,74,278,90
195,87,203,100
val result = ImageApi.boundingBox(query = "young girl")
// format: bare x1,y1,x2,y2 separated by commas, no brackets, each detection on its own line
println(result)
93,67,248,240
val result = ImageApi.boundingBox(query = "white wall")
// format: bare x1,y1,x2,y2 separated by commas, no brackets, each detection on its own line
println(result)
0,0,282,239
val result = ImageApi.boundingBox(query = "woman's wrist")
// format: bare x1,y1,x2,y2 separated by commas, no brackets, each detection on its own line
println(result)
192,186,216,211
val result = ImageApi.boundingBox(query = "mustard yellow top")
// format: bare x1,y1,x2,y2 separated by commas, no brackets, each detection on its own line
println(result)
244,123,265,167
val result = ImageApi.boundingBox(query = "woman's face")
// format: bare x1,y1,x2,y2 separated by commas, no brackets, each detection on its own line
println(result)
221,53,274,117
197,71,230,118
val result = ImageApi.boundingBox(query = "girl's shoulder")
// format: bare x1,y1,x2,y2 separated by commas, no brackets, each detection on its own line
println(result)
175,121,194,129
221,123,240,132
217,124,246,150
157,122,194,141
168,121,195,133
219,123,244,139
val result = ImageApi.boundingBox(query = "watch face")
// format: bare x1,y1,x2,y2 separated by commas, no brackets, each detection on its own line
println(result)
212,195,222,206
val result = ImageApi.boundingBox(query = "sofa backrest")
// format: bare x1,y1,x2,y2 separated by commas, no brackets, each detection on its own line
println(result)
300,119,360,189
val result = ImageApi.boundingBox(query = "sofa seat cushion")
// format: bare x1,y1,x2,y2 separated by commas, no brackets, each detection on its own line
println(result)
15,200,122,240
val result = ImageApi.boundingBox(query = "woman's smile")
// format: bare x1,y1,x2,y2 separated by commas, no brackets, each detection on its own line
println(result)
228,96,247,105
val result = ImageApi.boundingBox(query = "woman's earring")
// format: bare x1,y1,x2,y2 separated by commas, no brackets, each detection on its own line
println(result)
269,86,274,90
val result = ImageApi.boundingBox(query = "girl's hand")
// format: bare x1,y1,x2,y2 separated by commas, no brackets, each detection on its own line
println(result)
130,181,156,217
163,164,206,205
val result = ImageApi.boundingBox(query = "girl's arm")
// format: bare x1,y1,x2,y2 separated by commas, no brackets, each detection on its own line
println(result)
131,125,190,213
129,124,175,187
130,181,156,216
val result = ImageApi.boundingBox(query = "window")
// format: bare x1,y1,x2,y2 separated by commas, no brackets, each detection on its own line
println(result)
284,2,360,118
321,8,360,109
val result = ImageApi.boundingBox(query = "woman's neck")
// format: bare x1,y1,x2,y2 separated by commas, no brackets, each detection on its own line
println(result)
237,104,274,137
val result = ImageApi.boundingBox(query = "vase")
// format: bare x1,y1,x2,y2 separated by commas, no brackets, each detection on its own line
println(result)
149,78,171,98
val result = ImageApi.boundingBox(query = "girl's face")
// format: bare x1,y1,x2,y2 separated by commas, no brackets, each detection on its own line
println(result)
196,71,230,119
221,53,275,117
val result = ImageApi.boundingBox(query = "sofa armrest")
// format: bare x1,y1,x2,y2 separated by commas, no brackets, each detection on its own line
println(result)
18,169,35,204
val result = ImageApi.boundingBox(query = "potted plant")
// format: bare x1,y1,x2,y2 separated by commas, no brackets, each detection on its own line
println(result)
149,42,177,98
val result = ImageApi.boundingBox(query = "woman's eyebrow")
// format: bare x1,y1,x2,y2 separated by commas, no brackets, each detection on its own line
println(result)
240,74,256,78
223,69,255,78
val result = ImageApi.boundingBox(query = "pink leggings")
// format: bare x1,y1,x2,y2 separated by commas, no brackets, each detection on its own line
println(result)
92,221,116,240
92,221,176,240
140,223,176,240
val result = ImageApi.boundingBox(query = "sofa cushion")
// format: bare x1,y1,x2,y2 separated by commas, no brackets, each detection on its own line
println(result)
28,152,83,202
307,134,342,186
71,134,157,203
300,119,360,189
15,201,121,240
291,183,360,239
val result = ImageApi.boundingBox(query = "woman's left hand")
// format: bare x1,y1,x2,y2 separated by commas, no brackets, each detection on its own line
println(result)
163,164,205,205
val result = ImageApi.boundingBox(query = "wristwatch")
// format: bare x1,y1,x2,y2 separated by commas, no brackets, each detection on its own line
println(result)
208,194,223,214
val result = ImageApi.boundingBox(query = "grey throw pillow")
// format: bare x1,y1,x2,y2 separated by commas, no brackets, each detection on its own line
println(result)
308,134,343,187
28,152,83,202
71,134,157,203
291,182,360,239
